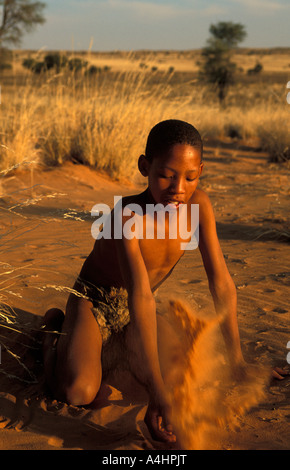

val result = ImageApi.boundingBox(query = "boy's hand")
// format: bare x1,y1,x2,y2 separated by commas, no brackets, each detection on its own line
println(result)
230,360,289,383
144,398,176,444
272,367,290,380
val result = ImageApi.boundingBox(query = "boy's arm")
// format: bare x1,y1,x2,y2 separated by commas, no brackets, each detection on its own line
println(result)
197,191,245,370
197,192,290,381
115,231,174,442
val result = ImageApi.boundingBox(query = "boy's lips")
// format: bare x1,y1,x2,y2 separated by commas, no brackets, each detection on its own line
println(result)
164,199,184,208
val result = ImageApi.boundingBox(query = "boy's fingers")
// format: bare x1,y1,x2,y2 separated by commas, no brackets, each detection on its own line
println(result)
145,403,176,443
165,425,174,436
272,367,290,380
157,416,163,430
161,417,175,440
273,371,284,380
151,415,176,442
158,417,173,434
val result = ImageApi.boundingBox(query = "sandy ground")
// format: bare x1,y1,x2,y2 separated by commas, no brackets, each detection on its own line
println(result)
0,144,289,451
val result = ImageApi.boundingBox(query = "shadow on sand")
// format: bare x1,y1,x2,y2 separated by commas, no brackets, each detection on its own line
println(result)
0,307,150,450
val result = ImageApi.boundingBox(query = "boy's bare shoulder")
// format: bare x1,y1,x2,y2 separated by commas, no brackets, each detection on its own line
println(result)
190,188,216,225
119,192,146,206
190,188,212,208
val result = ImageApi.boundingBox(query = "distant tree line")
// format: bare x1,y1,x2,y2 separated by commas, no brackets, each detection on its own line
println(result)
22,52,111,75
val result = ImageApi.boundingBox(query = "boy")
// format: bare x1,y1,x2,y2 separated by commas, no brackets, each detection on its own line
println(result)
42,120,284,444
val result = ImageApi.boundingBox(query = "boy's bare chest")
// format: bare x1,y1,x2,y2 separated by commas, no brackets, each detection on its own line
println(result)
139,210,194,258
139,235,186,272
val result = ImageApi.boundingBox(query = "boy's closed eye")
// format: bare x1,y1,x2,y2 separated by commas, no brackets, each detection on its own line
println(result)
159,173,173,179
159,173,198,182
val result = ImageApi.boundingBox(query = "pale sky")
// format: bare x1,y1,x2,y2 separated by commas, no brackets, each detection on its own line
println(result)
19,0,290,51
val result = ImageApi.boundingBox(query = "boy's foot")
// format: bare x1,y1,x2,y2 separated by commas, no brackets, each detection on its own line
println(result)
42,308,65,389
42,308,65,349
144,402,176,444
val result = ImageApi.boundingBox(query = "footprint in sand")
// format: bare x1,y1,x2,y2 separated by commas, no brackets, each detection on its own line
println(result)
272,307,288,314
179,279,202,285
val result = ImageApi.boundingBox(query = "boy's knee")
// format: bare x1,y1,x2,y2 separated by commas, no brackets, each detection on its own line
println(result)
59,377,99,406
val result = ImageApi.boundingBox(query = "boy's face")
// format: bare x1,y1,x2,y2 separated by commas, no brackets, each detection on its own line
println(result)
139,144,203,207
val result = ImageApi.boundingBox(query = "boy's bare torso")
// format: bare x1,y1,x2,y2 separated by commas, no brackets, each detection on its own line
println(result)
79,188,204,292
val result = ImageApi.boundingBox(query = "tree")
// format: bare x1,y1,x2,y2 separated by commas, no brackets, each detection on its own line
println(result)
208,22,247,48
0,0,46,47
199,21,247,104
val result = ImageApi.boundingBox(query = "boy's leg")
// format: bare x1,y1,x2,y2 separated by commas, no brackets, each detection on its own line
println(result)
43,294,103,406
42,307,65,392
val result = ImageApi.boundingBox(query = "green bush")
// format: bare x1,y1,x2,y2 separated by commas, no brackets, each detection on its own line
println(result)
224,123,243,140
0,62,12,70
22,58,36,70
68,57,88,72
258,123,290,162
247,62,263,75
22,53,91,74
44,53,68,72
86,65,102,76
22,58,45,73
0,47,12,70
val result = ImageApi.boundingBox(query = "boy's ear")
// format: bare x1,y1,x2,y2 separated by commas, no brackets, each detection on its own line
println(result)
138,154,150,177
199,162,204,176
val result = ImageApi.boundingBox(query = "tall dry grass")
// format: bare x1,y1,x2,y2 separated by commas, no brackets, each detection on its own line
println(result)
0,60,289,181
0,66,191,179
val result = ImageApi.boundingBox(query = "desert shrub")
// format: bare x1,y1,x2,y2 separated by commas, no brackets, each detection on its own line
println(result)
22,57,36,70
22,58,46,73
86,65,101,76
22,53,68,74
23,54,91,75
247,62,263,75
68,57,88,72
0,62,12,70
0,47,12,70
33,61,46,74
86,65,111,75
224,123,243,140
44,53,68,72
258,120,290,162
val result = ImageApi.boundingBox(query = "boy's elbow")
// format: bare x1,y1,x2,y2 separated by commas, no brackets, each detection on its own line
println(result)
129,289,155,307
209,276,237,301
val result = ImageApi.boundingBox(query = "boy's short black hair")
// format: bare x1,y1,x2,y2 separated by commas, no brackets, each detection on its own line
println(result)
145,119,203,162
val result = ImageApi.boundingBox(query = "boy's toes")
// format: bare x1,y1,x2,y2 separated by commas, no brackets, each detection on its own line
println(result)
42,308,64,331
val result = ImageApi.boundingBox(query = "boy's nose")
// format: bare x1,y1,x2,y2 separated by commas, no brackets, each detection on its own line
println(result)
170,177,186,194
